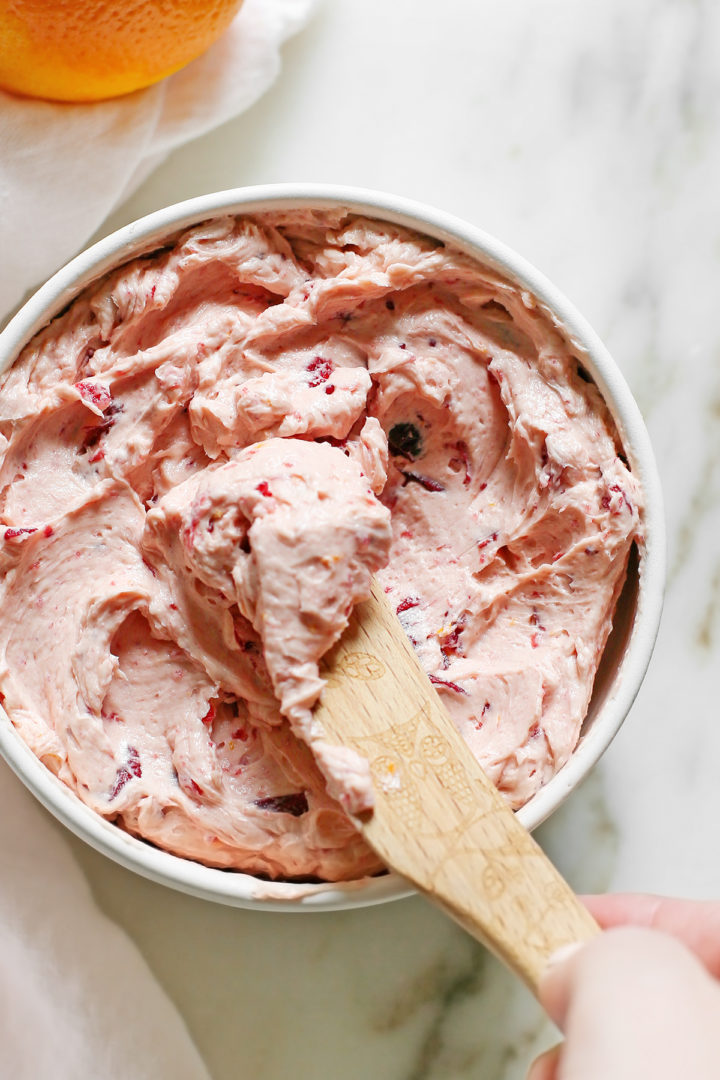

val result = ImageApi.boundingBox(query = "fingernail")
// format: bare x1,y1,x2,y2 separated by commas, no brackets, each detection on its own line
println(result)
540,943,588,1030
543,941,584,978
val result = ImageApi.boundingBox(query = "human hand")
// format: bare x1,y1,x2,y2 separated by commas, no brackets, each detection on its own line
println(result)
528,894,720,1080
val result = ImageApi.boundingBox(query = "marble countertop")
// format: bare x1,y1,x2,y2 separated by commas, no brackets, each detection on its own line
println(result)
58,1,720,1076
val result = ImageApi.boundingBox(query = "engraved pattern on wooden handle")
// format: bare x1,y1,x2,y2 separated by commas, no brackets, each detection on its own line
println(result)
316,582,599,994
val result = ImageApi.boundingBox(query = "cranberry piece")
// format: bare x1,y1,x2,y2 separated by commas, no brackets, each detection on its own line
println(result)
440,619,465,659
610,483,633,511
428,674,468,695
306,356,333,387
388,422,423,460
4,527,37,541
79,400,123,455
448,440,472,486
109,767,131,800
400,470,445,492
254,792,309,816
75,381,112,412
256,481,272,497
396,597,420,614
109,746,142,800
477,531,498,551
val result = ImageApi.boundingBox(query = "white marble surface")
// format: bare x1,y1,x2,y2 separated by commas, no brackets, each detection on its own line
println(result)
28,0,720,1076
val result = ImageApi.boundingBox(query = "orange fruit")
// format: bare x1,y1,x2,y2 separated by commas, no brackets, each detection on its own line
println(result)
0,0,245,103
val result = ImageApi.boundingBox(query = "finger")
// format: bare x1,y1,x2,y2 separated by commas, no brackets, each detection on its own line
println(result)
541,927,720,1053
527,1045,561,1080
581,895,720,978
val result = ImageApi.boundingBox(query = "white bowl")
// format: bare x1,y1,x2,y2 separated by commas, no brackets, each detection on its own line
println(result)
0,185,665,911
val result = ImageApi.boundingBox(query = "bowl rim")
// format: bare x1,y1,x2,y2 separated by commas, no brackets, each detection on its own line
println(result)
0,183,666,911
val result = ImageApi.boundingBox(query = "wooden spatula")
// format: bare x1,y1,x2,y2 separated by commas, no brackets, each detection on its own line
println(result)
315,580,599,995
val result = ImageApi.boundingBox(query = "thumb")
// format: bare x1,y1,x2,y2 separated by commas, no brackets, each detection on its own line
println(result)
538,927,720,1080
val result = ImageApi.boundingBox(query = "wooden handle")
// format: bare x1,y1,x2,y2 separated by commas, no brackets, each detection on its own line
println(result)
316,581,599,995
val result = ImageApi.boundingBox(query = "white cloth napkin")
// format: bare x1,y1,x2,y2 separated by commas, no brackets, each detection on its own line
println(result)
0,761,212,1080
0,0,315,319
0,1,314,1075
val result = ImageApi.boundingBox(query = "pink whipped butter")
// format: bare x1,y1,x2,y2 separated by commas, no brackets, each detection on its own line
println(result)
0,209,641,881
